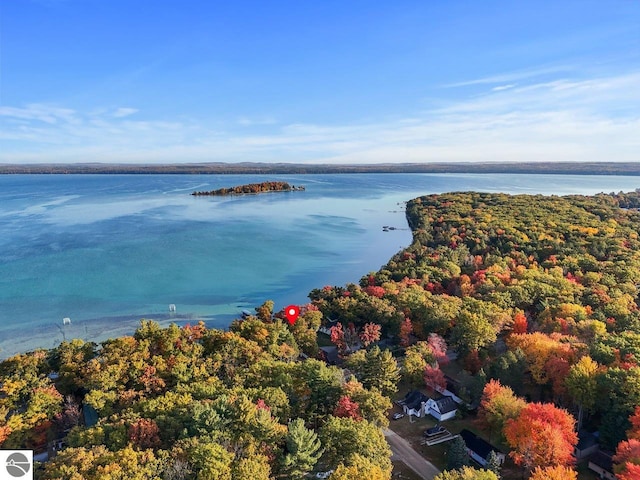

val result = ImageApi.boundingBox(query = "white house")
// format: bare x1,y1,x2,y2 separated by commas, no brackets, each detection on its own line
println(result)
425,395,458,421
398,390,430,418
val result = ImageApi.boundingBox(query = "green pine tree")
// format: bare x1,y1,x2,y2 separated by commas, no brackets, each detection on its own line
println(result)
447,435,470,471
280,418,323,479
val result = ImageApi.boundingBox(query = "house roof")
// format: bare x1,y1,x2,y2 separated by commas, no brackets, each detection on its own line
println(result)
576,430,599,451
589,451,614,473
433,395,458,414
319,346,339,364
401,390,429,410
460,429,502,460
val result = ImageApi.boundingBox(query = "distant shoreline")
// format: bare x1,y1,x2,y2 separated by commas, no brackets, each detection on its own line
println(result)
2,161,640,175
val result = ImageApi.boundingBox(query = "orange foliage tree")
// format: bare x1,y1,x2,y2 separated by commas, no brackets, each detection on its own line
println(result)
506,332,575,385
614,439,640,479
477,380,526,441
529,465,577,480
512,310,528,334
504,402,578,472
628,406,640,440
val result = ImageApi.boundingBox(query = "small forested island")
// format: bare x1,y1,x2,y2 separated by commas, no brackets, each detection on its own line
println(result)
191,181,304,196
4,190,640,480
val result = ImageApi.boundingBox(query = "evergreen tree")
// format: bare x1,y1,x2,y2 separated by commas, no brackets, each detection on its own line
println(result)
485,451,501,478
279,418,323,479
447,435,470,471
345,346,400,398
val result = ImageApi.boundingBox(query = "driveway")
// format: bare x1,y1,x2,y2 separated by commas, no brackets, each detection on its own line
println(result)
384,429,441,480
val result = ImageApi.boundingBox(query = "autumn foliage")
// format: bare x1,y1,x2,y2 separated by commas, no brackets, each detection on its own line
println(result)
128,418,161,449
333,396,362,421
360,323,382,347
477,380,526,438
529,465,577,480
424,364,446,392
504,402,577,470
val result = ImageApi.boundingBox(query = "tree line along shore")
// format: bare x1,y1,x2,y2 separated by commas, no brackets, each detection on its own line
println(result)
3,161,640,175
3,190,640,479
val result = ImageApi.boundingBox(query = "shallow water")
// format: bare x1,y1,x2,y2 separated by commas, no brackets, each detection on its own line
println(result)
1,173,638,357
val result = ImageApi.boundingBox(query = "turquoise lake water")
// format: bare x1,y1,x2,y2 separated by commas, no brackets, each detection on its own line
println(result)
1,173,639,357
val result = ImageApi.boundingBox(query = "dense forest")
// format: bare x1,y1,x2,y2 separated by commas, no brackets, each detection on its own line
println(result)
311,190,640,479
3,190,640,479
0,304,394,479
191,181,304,196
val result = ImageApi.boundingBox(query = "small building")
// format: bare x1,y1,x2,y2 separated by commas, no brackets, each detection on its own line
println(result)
588,451,616,480
459,429,506,467
425,395,458,421
398,390,430,417
575,430,600,460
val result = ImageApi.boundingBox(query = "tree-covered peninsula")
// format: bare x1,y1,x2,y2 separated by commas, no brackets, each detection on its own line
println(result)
192,181,304,196
4,190,640,479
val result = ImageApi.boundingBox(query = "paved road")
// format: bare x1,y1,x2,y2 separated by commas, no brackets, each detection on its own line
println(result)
384,429,441,480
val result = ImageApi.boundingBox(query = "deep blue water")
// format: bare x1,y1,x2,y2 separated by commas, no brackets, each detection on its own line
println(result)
1,173,639,357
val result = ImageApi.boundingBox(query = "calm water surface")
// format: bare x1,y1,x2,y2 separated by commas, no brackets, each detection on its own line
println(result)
1,173,639,357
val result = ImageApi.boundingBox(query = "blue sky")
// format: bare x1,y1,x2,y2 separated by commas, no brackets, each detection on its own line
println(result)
0,0,638,164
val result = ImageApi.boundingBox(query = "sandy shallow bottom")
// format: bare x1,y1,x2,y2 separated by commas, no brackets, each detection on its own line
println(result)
0,311,235,359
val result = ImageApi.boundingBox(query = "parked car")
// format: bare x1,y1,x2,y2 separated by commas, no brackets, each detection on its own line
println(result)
392,413,405,420
424,425,446,436
315,470,334,479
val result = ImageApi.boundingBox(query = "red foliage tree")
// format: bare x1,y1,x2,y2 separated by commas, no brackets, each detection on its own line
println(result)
512,311,528,334
330,323,347,354
256,399,270,412
545,355,571,402
424,364,446,393
139,365,166,394
364,285,386,298
463,350,482,374
427,333,448,365
360,323,382,347
333,395,362,421
504,402,578,471
399,318,413,347
182,321,206,341
614,439,640,478
128,418,161,449
617,463,640,480
628,406,640,440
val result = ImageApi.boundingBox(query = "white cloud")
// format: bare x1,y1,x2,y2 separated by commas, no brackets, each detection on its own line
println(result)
1,71,639,164
112,108,139,118
0,104,78,125
236,116,277,126
492,84,516,92
444,65,575,88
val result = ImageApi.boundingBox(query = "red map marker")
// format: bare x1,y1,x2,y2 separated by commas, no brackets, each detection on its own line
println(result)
284,305,300,325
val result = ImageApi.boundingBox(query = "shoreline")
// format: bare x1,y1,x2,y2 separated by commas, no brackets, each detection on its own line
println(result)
2,161,640,176
0,312,236,360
